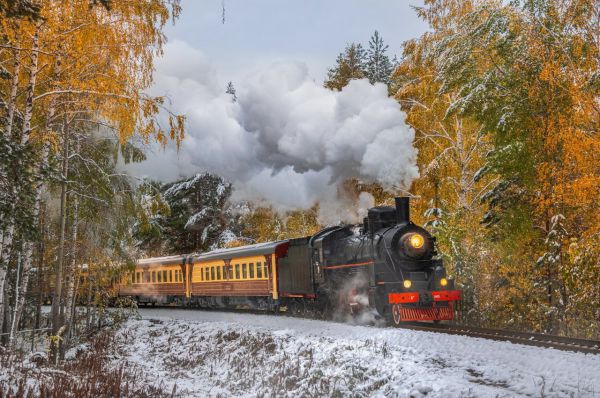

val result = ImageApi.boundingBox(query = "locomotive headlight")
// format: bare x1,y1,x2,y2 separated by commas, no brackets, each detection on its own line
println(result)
403,280,412,289
440,277,448,287
409,233,424,249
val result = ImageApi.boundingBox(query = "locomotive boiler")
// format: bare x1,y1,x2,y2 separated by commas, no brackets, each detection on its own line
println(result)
119,197,461,325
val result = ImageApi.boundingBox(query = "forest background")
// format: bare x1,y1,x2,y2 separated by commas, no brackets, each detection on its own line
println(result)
0,0,598,364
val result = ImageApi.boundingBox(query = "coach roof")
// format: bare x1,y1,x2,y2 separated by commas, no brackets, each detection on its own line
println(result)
191,240,288,262
137,254,187,266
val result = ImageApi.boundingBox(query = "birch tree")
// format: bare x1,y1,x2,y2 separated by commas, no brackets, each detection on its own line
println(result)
0,0,185,349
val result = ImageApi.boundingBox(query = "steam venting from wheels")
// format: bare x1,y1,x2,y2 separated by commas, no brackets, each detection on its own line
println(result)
126,41,419,223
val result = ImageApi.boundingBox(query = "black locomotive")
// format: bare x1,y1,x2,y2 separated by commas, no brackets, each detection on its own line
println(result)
278,197,461,324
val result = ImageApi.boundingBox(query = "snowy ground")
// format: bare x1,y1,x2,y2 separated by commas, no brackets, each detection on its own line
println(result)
105,308,600,397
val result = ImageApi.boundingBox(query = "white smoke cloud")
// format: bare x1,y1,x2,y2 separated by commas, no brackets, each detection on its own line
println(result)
126,40,419,224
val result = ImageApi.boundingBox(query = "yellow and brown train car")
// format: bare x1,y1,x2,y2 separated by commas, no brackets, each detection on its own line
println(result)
118,241,298,310
118,255,187,305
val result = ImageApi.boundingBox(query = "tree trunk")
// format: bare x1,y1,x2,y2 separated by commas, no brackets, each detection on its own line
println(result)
50,121,69,361
34,207,46,331
0,268,7,343
5,39,21,139
8,254,22,346
64,190,79,338
20,23,40,147
9,141,52,348
69,269,81,338
0,23,41,343
85,274,93,330
0,37,22,257
0,43,22,260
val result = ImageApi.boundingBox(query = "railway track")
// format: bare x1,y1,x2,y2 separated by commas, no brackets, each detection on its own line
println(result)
395,322,600,355
137,305,600,355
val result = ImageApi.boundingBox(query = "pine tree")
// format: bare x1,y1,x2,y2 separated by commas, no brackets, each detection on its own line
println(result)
136,173,240,255
324,43,366,91
225,81,237,102
365,30,394,86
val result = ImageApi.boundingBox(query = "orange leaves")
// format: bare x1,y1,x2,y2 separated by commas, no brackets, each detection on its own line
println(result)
1,0,185,147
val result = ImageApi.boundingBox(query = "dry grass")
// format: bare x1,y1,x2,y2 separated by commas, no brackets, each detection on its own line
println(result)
0,329,176,398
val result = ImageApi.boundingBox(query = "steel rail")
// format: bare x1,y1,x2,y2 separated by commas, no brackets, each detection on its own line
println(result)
394,322,600,355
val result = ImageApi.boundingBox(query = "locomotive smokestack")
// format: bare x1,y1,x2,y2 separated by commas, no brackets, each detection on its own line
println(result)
395,197,410,224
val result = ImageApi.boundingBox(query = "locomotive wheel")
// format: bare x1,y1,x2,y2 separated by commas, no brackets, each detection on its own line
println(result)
288,301,305,317
392,304,402,325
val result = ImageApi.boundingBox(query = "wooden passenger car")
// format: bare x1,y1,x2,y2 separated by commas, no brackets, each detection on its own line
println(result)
117,240,315,311
188,241,289,309
118,255,187,305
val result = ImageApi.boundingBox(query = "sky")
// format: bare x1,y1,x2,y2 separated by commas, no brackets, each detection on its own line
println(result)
164,0,428,84
125,0,430,221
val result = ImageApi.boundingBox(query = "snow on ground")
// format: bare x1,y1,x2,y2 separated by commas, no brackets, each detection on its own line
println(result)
105,308,600,397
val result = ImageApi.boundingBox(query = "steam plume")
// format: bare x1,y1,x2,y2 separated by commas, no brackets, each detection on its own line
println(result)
126,41,419,224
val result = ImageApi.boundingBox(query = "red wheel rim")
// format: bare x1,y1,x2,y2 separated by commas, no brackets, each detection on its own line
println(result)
392,304,402,325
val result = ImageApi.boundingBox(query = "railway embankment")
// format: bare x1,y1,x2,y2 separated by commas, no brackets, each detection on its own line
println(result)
123,308,599,397
2,308,598,397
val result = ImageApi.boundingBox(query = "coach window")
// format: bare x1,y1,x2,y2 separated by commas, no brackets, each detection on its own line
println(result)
263,262,269,278
235,264,240,279
152,271,156,283
216,266,221,280
242,263,247,279
249,263,255,279
157,271,162,283
210,266,215,281
204,267,209,281
256,262,263,279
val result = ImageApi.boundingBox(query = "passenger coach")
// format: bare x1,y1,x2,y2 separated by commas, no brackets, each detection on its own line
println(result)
118,255,187,305
187,241,288,310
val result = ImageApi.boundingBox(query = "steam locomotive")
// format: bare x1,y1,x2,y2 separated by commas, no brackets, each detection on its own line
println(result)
118,197,461,325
